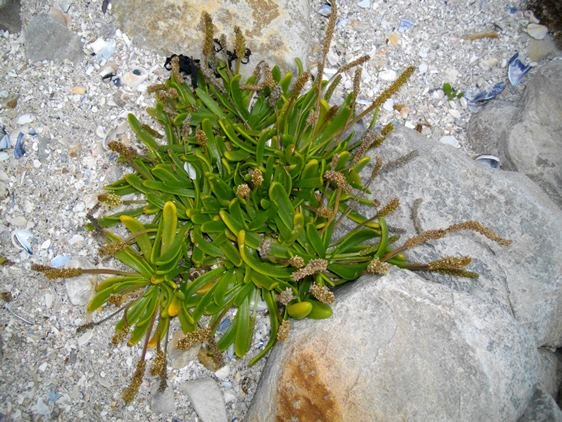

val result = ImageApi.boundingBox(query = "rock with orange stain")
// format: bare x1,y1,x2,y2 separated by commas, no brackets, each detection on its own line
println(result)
246,270,542,422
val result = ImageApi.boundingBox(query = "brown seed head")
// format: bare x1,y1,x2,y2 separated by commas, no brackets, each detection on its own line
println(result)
324,170,351,193
291,259,329,281
310,283,335,304
150,350,166,376
427,256,472,271
176,328,211,350
251,168,263,188
367,257,390,274
288,255,305,268
277,287,295,306
375,198,400,218
236,183,251,199
121,359,146,403
277,319,290,341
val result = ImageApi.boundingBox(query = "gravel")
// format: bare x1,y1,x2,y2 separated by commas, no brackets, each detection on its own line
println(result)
0,0,557,420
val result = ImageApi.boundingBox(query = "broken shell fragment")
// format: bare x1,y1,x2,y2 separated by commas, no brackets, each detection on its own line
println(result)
475,154,500,169
526,23,548,40
465,82,506,111
11,229,33,255
14,132,25,158
507,52,531,86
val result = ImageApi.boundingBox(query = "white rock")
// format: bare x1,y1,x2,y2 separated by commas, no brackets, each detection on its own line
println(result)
449,109,461,119
17,114,35,125
379,69,397,81
44,293,54,309
182,377,228,422
77,330,93,346
439,135,461,148
382,99,394,111
526,24,548,40
357,0,372,8
65,277,93,306
419,63,428,74
214,365,230,380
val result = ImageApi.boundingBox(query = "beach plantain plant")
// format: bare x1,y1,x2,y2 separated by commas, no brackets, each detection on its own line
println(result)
33,2,511,403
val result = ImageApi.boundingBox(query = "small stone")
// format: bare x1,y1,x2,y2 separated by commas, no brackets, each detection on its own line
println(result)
95,126,106,139
24,14,83,63
77,330,93,346
16,114,35,125
70,86,86,95
65,277,92,306
182,378,228,422
11,215,27,227
357,0,372,8
215,365,230,380
382,99,395,111
379,69,397,81
439,135,461,148
44,293,54,309
32,398,50,417
444,67,459,83
449,109,461,119
419,63,428,74
5,97,17,108
526,23,548,40
387,32,400,46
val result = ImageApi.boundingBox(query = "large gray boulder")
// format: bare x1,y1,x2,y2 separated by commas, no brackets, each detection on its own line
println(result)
468,59,562,208
365,126,562,350
247,271,539,421
111,0,311,72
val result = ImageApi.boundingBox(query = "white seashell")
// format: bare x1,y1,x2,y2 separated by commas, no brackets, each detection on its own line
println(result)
379,69,397,81
16,113,35,125
51,255,71,268
357,0,372,9
11,229,33,254
526,23,548,40
475,154,500,169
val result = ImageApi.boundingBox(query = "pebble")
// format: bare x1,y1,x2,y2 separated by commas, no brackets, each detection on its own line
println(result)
439,135,461,148
44,293,54,309
357,0,372,8
65,277,92,306
387,32,400,46
77,330,93,346
182,378,228,422
70,86,87,95
379,69,397,81
215,365,230,380
17,113,35,125
151,389,176,414
526,23,548,40
449,109,461,119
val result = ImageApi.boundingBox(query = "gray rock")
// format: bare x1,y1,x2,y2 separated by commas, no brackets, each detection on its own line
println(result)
537,348,562,398
247,271,539,421
466,100,518,170
364,126,562,349
0,0,21,33
24,14,83,63
111,0,311,72
468,59,562,208
182,377,227,422
519,388,562,422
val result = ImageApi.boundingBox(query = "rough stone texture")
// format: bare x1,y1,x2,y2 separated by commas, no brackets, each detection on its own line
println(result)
111,0,311,72
365,126,562,349
0,0,21,33
23,14,83,63
467,59,562,208
537,349,562,399
519,388,562,422
247,271,539,422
